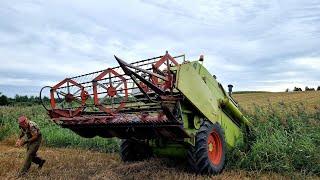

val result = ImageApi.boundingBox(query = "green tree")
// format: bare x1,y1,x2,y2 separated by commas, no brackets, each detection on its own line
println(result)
0,92,9,106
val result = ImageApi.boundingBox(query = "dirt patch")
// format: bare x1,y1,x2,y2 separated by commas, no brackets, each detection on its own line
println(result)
0,143,317,180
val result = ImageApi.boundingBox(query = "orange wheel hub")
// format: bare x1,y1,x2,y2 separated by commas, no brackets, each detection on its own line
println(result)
207,131,223,165
107,86,117,97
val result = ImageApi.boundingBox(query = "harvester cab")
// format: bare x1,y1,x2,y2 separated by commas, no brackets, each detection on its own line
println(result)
40,52,250,174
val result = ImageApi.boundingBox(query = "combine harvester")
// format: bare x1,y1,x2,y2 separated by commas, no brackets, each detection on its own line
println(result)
40,52,251,174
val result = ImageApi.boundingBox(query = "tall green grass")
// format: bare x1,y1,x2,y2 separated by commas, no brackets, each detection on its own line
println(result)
0,105,119,152
228,103,320,175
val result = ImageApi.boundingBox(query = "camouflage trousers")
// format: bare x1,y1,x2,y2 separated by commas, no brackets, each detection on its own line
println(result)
20,135,43,174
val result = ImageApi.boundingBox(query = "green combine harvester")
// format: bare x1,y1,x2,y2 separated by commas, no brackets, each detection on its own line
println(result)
41,52,251,174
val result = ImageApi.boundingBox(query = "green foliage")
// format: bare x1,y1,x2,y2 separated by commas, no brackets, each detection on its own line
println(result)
0,92,9,106
12,94,43,106
0,105,119,152
0,92,49,106
227,103,320,175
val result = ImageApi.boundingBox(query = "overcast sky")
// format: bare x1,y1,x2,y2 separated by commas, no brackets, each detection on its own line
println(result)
0,0,320,97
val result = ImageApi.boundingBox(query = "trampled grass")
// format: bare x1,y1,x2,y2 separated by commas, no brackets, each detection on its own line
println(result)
3,142,315,179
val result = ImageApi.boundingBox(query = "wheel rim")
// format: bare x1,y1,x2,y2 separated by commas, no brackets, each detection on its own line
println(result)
207,130,222,165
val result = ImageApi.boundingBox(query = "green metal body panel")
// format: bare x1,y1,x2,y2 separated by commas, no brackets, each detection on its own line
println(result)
176,63,219,121
173,61,249,148
152,144,187,158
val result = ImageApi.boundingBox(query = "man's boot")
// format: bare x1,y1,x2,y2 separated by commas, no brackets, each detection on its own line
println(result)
38,159,46,169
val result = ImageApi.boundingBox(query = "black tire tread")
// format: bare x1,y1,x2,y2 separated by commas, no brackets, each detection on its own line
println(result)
187,121,226,174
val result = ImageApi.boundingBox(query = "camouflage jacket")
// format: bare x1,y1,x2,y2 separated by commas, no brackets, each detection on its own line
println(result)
20,121,41,139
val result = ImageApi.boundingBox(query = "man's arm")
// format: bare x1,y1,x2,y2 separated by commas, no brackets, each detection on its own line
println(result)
15,130,25,147
22,131,39,145
19,130,25,139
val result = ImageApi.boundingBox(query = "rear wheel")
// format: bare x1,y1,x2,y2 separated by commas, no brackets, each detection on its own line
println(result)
187,121,226,174
120,139,152,162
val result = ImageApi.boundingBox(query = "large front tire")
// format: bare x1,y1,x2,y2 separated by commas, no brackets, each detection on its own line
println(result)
187,121,226,174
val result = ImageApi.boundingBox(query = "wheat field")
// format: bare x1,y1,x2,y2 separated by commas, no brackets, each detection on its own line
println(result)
233,91,320,113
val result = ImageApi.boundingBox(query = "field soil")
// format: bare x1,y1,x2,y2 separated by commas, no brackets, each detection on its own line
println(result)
0,141,313,180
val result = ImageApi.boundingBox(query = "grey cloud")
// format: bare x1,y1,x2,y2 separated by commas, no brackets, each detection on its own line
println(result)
0,0,319,96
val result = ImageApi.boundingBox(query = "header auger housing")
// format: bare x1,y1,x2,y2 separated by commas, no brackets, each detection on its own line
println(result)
41,52,250,174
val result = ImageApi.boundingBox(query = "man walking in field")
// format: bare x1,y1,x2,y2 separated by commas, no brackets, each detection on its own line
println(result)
15,116,45,176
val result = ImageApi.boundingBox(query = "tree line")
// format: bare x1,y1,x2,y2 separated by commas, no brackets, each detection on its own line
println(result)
0,92,49,106
286,86,320,92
